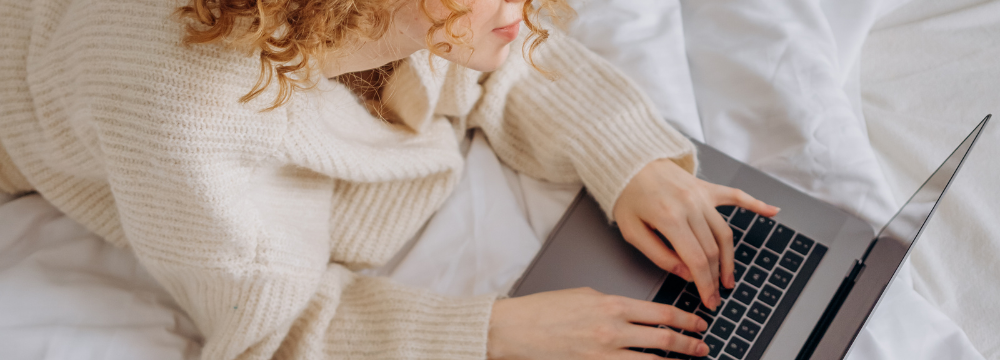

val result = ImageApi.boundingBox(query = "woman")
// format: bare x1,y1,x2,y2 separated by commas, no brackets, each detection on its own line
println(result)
0,0,778,358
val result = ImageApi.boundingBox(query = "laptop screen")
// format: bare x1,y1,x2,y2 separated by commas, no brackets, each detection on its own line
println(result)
808,115,989,360
866,115,989,265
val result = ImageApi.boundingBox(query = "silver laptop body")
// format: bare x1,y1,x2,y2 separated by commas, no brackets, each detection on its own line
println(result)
509,115,990,360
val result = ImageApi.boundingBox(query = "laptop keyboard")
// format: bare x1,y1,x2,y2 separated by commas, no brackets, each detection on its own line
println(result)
638,206,828,359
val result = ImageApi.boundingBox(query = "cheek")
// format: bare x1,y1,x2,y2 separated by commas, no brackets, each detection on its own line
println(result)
466,0,495,32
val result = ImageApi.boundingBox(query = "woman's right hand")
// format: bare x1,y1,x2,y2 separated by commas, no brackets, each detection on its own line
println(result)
487,287,710,359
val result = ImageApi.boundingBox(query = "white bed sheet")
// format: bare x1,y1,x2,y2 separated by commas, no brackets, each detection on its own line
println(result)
0,194,201,360
861,0,1000,356
1,0,998,359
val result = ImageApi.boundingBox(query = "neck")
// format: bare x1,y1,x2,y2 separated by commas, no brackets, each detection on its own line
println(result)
321,29,423,78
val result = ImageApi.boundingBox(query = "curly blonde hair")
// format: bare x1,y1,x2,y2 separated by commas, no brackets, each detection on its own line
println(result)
176,0,573,111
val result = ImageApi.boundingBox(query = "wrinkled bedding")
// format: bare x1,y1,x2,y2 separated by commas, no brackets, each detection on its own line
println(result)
1,0,998,359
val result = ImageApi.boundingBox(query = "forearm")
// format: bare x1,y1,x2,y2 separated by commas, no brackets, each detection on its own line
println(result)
469,30,697,220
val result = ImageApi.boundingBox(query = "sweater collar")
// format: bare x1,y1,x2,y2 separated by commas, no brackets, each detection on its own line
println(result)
382,51,483,133
381,51,448,132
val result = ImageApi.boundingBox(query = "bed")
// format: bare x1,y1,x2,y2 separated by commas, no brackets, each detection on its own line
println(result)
1,0,997,359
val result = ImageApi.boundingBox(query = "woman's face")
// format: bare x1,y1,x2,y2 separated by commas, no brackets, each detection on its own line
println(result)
394,0,526,71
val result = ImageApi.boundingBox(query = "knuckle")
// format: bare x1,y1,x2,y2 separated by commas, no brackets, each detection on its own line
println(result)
591,323,617,346
722,226,734,241
687,336,703,354
599,296,628,317
660,306,678,324
689,256,709,270
704,244,720,260
574,287,600,296
659,330,677,347
737,189,754,203
729,188,745,201
652,256,675,271
659,211,683,226
691,313,705,327
656,202,677,219
677,188,696,202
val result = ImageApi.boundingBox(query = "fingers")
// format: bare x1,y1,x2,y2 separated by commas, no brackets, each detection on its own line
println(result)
619,297,707,332
619,324,709,358
652,216,718,310
715,185,780,217
614,349,678,360
618,216,692,281
687,213,720,297
705,207,735,288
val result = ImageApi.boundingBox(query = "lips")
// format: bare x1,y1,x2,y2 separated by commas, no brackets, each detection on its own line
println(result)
492,20,521,42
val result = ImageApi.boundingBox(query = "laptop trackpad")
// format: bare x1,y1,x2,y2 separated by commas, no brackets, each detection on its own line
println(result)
510,192,666,300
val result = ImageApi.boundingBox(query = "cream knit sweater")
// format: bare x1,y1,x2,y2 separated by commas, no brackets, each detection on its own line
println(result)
0,0,696,359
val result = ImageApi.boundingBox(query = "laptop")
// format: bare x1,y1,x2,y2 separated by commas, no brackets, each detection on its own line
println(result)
509,115,991,360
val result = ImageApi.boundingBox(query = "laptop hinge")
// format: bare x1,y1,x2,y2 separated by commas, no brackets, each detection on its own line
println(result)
860,237,880,264
796,260,866,360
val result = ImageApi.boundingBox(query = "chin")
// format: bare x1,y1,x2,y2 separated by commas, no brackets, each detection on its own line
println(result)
462,44,512,72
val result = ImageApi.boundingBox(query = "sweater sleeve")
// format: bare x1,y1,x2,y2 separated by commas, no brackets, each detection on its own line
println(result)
468,30,698,219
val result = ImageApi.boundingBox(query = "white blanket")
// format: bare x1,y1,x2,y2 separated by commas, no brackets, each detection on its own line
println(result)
862,0,1000,356
1,0,997,358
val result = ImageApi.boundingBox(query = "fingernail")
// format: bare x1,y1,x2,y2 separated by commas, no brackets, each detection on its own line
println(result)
697,343,709,356
773,206,782,212
713,292,722,308
698,319,708,332
726,273,736,288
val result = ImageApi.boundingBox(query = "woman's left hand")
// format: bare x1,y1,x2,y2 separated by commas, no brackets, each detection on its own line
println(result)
613,158,780,311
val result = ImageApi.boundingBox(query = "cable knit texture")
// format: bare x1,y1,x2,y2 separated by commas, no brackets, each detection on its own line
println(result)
0,0,696,359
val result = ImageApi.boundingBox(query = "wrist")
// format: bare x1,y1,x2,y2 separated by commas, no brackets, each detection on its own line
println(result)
487,299,513,360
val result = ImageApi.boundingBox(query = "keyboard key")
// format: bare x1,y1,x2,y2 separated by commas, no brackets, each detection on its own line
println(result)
780,251,804,272
721,301,747,323
698,300,720,316
731,226,744,245
695,310,714,327
754,248,780,270
719,355,737,360
717,205,735,217
736,319,762,342
645,348,667,356
769,267,794,290
758,284,782,306
703,335,724,357
685,282,700,296
748,302,772,324
724,336,750,359
734,244,758,265
677,292,700,313
720,284,733,300
790,234,815,255
681,330,704,340
733,284,758,305
710,317,735,339
665,352,690,359
652,274,686,305
743,216,775,247
729,208,755,230
743,266,768,287
765,225,795,253
733,262,747,282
